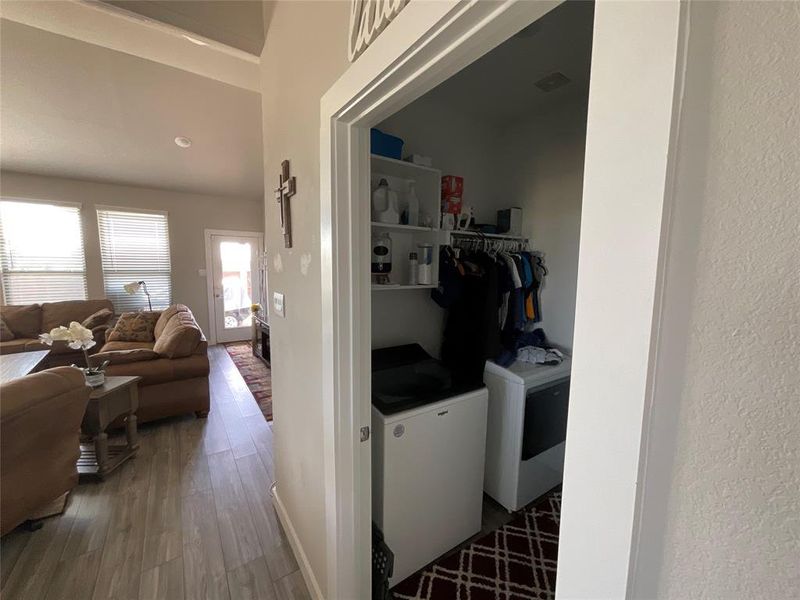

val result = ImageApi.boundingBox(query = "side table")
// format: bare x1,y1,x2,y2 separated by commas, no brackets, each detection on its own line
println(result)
78,375,141,480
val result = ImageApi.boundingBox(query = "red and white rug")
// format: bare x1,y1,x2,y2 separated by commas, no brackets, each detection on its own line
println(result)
392,489,561,600
224,341,273,421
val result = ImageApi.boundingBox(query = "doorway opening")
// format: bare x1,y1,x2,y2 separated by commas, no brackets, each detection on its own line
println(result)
368,2,592,596
204,230,263,344
318,0,684,597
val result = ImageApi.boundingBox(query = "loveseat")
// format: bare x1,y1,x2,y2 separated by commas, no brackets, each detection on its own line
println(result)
0,299,114,369
1,367,90,535
90,304,210,423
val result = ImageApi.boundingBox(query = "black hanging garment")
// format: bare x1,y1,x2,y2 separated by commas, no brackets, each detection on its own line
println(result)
439,251,501,387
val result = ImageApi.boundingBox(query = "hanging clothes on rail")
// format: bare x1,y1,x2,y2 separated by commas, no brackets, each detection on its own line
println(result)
433,236,548,380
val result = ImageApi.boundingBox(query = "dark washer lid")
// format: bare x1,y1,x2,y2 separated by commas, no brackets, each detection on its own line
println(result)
372,344,483,415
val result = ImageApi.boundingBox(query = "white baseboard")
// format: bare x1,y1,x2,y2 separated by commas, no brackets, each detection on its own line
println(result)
273,488,324,600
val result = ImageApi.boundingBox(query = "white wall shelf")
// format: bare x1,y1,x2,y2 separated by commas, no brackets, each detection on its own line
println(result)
371,284,437,292
371,222,436,233
371,153,441,176
370,154,442,290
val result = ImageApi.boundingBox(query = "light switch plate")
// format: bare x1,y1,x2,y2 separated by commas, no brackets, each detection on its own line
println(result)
272,292,285,318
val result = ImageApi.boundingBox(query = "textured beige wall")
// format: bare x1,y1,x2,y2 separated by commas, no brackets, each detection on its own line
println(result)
633,2,800,597
0,170,263,335
259,1,351,596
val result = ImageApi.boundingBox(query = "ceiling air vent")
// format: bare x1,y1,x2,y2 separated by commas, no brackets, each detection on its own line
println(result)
535,72,571,92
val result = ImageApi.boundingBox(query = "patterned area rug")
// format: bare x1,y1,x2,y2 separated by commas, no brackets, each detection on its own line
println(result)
224,342,273,421
392,489,561,600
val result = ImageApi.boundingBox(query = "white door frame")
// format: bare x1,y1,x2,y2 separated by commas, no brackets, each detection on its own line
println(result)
204,229,263,345
319,1,687,598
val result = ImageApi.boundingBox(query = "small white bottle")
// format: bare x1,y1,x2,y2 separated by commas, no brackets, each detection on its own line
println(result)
417,243,433,285
406,180,420,226
408,252,419,285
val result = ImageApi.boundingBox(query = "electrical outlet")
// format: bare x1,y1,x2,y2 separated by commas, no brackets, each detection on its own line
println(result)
272,292,285,317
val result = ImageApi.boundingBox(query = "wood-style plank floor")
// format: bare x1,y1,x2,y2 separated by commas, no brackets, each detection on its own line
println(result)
1,345,310,600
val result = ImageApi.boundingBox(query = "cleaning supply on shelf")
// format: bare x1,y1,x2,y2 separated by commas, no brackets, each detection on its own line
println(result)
372,179,400,224
372,233,393,285
417,243,433,285
405,181,420,226
408,252,419,285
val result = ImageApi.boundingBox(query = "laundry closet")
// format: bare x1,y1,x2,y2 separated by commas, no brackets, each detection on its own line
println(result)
367,2,593,597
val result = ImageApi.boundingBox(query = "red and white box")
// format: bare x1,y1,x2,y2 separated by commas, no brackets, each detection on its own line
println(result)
441,175,464,215
441,175,464,197
442,194,462,215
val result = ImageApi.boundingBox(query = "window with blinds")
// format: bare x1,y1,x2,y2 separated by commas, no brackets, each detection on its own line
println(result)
97,208,172,312
0,200,88,304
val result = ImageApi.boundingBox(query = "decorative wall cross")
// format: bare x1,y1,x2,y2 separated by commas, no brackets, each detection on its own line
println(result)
274,159,296,248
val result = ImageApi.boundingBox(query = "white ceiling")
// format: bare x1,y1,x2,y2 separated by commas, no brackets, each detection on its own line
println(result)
422,0,594,129
0,18,263,198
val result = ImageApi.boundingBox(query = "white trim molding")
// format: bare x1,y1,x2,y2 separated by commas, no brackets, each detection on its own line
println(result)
0,0,260,91
273,489,324,600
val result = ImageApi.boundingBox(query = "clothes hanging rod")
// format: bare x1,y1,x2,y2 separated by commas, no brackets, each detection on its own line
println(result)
448,230,527,241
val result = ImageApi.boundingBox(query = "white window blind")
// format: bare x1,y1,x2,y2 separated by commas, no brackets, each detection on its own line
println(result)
97,208,172,312
0,200,88,304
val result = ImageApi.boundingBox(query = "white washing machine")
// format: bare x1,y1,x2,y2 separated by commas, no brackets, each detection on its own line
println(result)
483,358,571,512
372,389,488,586
371,344,488,586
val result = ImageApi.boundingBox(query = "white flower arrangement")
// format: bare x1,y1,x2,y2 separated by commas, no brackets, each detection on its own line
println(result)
39,321,100,372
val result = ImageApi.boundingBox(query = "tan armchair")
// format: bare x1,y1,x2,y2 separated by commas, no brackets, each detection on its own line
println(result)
1,367,90,535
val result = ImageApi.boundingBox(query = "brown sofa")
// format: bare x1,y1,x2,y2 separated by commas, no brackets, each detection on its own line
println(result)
1,367,90,535
0,299,114,369
90,304,210,424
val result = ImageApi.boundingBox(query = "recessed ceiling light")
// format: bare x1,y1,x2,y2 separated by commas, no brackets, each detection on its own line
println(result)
182,34,209,47
175,136,192,148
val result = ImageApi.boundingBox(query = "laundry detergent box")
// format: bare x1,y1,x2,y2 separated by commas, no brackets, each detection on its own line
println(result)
441,176,464,214
441,175,464,197
442,194,463,215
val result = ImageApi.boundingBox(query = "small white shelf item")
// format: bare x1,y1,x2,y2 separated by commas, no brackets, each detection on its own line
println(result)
371,222,435,233
371,284,437,292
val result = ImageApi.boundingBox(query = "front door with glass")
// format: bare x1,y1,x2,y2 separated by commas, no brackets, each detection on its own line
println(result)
210,234,260,343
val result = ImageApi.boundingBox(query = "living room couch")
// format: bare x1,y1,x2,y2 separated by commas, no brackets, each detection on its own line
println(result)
1,366,90,535
90,304,210,423
0,299,114,369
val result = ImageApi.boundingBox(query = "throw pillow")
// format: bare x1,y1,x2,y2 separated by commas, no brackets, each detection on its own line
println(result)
153,305,180,339
1,304,41,338
0,317,14,341
107,311,160,342
81,308,114,329
153,315,201,358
